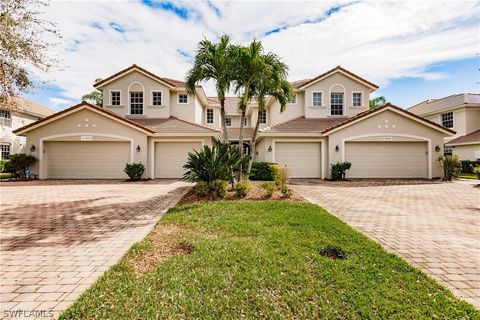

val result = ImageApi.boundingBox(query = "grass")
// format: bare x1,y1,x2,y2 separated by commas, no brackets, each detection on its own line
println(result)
60,201,479,319
458,173,478,180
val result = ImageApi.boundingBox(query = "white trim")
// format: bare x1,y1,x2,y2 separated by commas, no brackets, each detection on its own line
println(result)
446,141,480,147
94,66,175,89
149,138,206,179
351,91,363,108
225,117,232,127
441,111,454,129
128,82,145,115
178,93,189,104
206,108,214,124
150,90,163,107
298,68,378,91
259,110,267,124
109,90,121,106
311,91,324,107
340,133,432,179
39,133,134,179
329,84,346,116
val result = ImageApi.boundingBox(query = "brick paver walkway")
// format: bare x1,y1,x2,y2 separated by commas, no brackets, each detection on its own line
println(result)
0,180,191,319
292,179,480,309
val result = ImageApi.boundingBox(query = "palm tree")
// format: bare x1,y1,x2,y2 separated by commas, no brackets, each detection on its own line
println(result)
369,96,386,109
247,54,292,174
82,78,103,107
186,35,233,142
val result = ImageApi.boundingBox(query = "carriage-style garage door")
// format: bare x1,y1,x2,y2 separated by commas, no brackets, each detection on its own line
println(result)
275,142,321,178
45,141,130,179
154,141,202,178
345,141,427,178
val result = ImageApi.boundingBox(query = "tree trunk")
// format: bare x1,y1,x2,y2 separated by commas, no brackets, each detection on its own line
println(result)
247,113,261,174
238,104,246,180
219,98,228,142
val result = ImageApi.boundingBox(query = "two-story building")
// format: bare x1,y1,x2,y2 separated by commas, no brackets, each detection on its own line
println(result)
1,97,54,159
408,93,480,160
14,64,454,179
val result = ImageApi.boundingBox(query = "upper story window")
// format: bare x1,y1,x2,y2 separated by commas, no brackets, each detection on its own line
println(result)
110,91,121,106
178,93,188,104
312,92,322,107
130,92,144,115
352,92,362,107
259,111,267,124
330,93,344,115
441,112,453,128
288,94,297,104
1,143,10,159
225,117,232,127
206,109,214,124
0,110,12,127
152,91,162,106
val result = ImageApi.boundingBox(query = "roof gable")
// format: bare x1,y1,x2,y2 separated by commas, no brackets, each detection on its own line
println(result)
446,129,480,146
296,66,378,91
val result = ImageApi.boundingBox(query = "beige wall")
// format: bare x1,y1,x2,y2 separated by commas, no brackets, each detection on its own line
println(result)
1,112,39,155
422,107,480,142
465,108,480,134
268,93,305,126
452,144,480,161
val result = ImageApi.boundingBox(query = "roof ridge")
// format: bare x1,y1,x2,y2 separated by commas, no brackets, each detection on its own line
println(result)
94,64,178,88
297,66,378,90
408,93,480,109
267,116,305,130
170,116,220,132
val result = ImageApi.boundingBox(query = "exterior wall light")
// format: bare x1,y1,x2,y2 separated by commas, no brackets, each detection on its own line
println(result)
30,145,36,152
136,145,141,152
435,145,441,152
335,145,340,152
267,145,272,152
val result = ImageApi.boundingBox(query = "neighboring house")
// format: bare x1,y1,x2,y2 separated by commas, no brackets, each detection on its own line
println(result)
14,64,454,179
1,97,54,159
408,93,480,160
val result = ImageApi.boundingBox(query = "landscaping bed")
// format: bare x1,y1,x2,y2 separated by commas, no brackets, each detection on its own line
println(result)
60,201,478,319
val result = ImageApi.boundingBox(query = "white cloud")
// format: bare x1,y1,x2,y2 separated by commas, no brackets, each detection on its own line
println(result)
48,97,76,110
34,0,478,103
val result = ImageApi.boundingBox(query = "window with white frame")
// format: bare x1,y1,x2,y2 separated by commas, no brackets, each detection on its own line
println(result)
352,92,362,107
178,93,188,104
130,92,144,114
330,93,344,115
288,94,297,104
312,92,322,107
444,145,453,156
152,91,162,106
206,109,214,124
441,112,453,128
225,117,232,127
0,144,10,159
110,91,120,106
259,111,267,124
0,110,12,127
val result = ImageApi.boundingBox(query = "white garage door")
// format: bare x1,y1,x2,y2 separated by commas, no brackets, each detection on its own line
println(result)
45,141,130,179
155,142,202,178
275,142,321,178
345,142,427,178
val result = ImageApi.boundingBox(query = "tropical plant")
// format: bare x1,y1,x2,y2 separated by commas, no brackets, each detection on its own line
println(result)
331,162,352,180
183,142,249,185
194,181,210,197
82,78,103,107
260,181,276,198
439,155,461,181
211,180,229,198
369,96,386,109
7,153,36,180
186,35,234,142
124,162,145,180
235,180,250,198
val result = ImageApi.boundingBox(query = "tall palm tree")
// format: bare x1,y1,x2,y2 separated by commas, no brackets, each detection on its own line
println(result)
186,35,233,142
369,96,386,109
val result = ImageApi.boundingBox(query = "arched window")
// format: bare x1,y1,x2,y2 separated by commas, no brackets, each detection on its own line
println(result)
128,82,145,115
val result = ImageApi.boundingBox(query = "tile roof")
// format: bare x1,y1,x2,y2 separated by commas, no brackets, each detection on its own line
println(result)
446,129,480,146
226,128,254,140
263,116,346,133
294,66,379,90
407,93,480,115
7,96,55,117
131,117,219,134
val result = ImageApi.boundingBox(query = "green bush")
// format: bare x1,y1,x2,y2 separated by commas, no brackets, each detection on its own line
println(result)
260,181,276,198
331,162,352,180
235,180,251,198
250,162,277,181
211,180,229,198
440,155,462,181
194,181,210,197
473,166,480,180
461,160,480,173
0,159,9,172
281,185,292,198
7,153,36,180
275,166,288,187
124,162,145,180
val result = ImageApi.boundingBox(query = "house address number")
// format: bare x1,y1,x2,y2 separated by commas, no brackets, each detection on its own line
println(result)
381,136,393,141
81,135,93,141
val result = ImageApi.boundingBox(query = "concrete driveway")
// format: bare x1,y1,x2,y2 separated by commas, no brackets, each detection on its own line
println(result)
291,179,480,308
0,179,191,319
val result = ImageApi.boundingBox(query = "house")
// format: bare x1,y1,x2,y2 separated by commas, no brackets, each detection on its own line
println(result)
1,97,55,159
13,65,454,179
408,93,480,160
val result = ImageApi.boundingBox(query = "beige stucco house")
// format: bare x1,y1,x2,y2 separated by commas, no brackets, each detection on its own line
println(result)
14,65,454,179
408,93,480,160
1,97,54,159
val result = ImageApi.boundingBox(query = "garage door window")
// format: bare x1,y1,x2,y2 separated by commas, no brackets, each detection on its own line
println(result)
330,93,344,115
130,92,144,114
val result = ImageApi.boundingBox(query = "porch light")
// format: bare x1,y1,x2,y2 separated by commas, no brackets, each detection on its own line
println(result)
268,145,272,152
435,145,441,152
335,145,340,152
136,145,141,152
30,145,36,152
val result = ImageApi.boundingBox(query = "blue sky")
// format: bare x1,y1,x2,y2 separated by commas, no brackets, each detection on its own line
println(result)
27,1,479,110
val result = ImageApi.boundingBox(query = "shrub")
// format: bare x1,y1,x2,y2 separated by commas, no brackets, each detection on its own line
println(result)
440,155,461,181
260,181,276,198
7,153,36,180
250,162,277,181
473,166,480,180
331,162,352,180
124,162,145,180
0,159,9,172
281,185,292,198
235,180,251,198
183,142,249,185
194,181,210,197
461,160,480,173
211,180,229,198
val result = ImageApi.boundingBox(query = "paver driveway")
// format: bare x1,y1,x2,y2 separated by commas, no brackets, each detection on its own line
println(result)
0,179,191,319
292,179,480,309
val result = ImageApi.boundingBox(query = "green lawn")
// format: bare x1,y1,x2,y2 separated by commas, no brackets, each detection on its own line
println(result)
458,173,478,180
60,201,478,319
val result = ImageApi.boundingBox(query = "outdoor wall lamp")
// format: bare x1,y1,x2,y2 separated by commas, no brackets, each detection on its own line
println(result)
267,145,272,152
435,145,441,152
30,145,36,152
136,145,141,152
335,145,340,152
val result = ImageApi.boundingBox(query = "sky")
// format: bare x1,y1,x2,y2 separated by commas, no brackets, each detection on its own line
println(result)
26,0,479,111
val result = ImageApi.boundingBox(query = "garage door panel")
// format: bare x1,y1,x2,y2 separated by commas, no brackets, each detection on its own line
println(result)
155,142,202,178
275,142,321,178
345,142,427,178
46,141,130,179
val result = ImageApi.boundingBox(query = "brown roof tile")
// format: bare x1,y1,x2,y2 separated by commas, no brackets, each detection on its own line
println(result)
296,66,378,90
446,129,480,146
131,117,219,134
227,128,254,141
264,116,346,133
